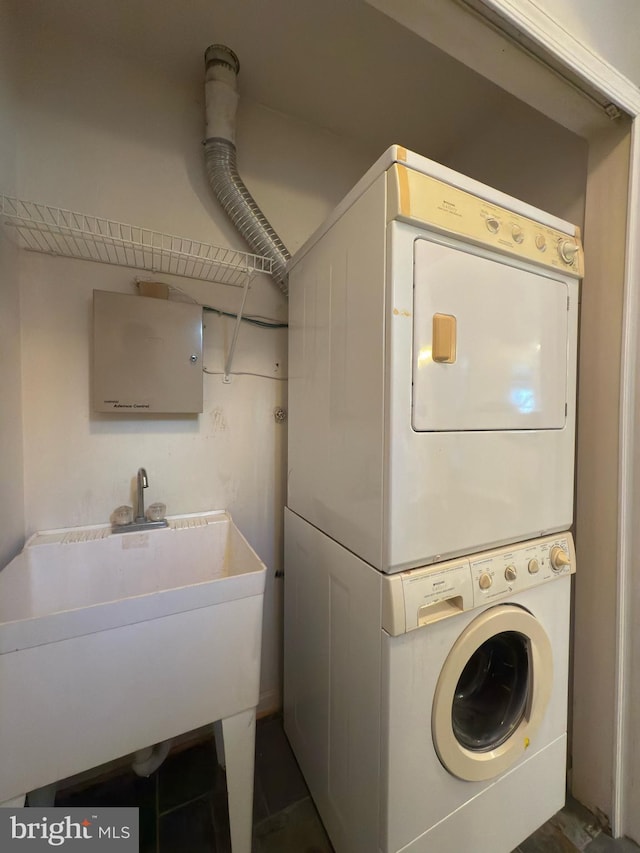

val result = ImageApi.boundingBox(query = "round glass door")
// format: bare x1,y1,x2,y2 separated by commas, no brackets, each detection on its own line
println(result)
432,605,553,782
452,631,529,751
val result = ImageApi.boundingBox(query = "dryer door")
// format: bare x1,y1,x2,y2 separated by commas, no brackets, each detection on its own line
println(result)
432,604,553,782
412,237,569,432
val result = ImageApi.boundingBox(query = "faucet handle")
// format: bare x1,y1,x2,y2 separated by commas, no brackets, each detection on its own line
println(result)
113,505,134,526
147,502,167,522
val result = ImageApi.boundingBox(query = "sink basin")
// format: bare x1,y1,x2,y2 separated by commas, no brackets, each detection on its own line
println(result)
0,510,265,654
0,510,267,836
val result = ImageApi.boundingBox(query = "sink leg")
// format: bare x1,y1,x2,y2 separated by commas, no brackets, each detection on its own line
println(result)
213,719,226,769
27,783,57,807
221,708,256,853
1,795,26,808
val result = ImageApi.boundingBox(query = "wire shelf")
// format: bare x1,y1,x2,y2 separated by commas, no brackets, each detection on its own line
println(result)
0,195,273,286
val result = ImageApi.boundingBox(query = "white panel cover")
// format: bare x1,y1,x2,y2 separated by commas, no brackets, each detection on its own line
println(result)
412,239,569,431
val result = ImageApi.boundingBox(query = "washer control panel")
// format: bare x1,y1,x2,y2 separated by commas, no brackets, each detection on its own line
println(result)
382,531,575,636
470,534,574,607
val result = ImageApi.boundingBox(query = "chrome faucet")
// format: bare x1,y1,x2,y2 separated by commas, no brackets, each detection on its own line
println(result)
111,468,168,534
135,467,148,522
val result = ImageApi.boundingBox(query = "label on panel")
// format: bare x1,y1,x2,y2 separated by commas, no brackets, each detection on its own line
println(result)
412,239,568,432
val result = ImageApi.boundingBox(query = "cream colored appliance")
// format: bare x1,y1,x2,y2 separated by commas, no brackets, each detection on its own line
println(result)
287,145,582,572
284,508,575,853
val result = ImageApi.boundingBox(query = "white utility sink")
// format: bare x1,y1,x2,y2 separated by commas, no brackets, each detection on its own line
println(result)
0,511,266,853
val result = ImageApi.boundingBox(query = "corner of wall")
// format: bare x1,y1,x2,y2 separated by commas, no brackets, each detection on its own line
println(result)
0,0,25,567
571,118,632,820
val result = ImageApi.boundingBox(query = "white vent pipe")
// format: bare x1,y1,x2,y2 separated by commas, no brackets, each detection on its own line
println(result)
131,739,172,777
204,45,290,296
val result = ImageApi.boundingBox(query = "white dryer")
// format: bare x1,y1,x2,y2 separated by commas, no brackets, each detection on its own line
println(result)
287,145,582,572
284,508,575,853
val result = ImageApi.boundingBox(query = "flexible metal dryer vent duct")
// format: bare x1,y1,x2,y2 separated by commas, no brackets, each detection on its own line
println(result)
204,44,290,296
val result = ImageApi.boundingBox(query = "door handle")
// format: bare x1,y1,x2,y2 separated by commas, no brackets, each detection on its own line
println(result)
433,313,457,363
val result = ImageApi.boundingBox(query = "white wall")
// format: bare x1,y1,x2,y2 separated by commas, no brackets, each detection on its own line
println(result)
12,23,371,712
446,96,588,227
628,311,640,839
528,0,640,86
571,123,630,820
0,0,25,569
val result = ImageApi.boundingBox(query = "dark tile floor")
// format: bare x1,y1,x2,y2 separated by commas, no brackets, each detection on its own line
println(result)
53,715,639,853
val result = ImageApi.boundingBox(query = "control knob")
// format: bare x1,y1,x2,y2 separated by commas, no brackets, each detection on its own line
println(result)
479,572,493,590
550,546,571,572
528,558,540,575
558,239,579,265
505,565,517,582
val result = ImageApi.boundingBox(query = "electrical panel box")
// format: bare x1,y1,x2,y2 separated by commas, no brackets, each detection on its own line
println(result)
92,290,203,413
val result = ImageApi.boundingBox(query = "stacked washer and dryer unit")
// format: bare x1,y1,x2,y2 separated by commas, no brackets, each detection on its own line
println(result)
284,146,582,853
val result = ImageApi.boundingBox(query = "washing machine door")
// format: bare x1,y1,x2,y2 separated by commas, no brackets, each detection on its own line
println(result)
432,604,553,782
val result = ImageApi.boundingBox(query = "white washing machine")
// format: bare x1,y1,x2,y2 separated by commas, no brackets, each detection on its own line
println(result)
284,508,575,853
287,145,582,572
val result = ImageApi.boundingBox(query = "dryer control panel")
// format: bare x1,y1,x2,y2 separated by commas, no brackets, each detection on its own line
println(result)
387,164,584,277
382,532,575,636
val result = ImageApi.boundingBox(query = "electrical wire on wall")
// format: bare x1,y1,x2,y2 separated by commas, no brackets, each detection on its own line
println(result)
136,279,288,330
202,305,287,330
135,280,288,381
200,299,288,380
202,367,287,380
